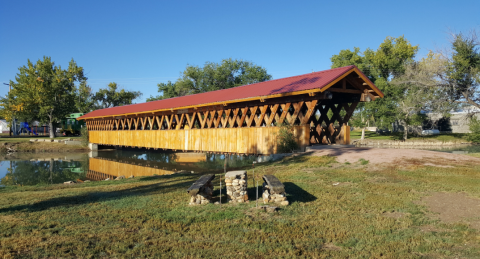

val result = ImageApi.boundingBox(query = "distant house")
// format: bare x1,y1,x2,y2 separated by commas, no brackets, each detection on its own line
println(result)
0,120,9,133
426,106,480,133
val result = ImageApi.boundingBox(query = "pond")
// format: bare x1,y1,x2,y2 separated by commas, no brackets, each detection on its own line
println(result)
0,149,258,186
1,144,478,187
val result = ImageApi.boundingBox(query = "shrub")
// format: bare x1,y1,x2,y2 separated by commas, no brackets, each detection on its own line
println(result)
276,123,299,153
80,126,89,146
467,116,480,143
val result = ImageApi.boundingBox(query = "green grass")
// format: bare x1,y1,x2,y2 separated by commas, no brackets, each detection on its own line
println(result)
351,130,469,142
1,155,479,258
467,153,480,158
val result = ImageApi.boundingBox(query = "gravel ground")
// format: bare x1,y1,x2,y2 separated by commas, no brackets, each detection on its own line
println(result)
311,147,480,165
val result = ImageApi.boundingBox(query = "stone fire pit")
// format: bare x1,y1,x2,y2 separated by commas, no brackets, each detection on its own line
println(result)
187,174,215,205
262,175,288,206
225,171,248,203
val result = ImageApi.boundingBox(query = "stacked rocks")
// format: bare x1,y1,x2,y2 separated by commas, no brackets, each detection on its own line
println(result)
187,174,215,205
225,171,248,203
262,175,289,206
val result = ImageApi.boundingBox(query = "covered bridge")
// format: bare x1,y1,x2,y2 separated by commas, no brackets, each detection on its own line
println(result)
78,65,383,154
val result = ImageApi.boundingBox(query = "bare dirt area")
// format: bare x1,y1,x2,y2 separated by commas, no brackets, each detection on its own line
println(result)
311,147,480,166
419,192,480,230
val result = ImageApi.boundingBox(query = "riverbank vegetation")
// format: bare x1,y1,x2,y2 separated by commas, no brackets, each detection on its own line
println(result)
350,130,469,142
1,154,479,258
0,137,88,154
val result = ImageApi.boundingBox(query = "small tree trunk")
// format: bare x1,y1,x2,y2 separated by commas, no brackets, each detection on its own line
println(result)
49,120,55,139
403,120,408,141
361,128,365,140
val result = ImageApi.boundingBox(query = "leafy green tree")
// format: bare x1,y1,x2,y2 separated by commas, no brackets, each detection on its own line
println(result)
93,82,142,109
331,36,419,139
445,31,480,109
147,58,271,101
467,116,480,142
4,57,86,138
394,52,456,139
74,81,95,113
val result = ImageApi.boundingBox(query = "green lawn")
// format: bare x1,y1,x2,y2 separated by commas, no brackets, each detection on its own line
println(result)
1,154,479,258
350,130,469,142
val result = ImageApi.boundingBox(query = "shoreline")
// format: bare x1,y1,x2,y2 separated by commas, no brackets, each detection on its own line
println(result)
352,139,473,148
0,141,89,155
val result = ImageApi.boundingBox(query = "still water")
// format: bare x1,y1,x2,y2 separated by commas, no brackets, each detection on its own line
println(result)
1,145,478,187
0,150,257,186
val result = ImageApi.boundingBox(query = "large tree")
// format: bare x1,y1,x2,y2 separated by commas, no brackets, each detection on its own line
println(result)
147,58,272,101
93,82,142,109
3,57,86,138
393,52,457,139
74,81,95,114
445,31,480,110
331,36,419,139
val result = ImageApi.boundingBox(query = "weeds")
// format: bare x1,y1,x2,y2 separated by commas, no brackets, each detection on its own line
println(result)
359,158,369,165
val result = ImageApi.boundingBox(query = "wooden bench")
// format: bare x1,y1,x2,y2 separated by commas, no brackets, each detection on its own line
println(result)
187,174,215,205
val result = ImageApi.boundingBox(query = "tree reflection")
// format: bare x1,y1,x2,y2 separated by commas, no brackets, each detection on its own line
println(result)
0,160,87,186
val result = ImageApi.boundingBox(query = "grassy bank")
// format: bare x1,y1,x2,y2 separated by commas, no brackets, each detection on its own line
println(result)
0,136,88,153
351,130,469,142
1,155,479,258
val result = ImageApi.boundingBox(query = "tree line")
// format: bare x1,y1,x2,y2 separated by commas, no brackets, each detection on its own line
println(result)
332,31,479,140
0,57,142,138
1,30,478,140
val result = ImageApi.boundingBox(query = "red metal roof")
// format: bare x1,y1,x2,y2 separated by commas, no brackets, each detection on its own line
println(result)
79,65,381,119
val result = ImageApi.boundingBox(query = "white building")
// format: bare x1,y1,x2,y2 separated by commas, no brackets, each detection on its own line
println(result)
0,120,9,133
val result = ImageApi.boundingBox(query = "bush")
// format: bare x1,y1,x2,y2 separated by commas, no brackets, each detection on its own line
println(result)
467,116,480,143
276,123,299,153
80,126,89,146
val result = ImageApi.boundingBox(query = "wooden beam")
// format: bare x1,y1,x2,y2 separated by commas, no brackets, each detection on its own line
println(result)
236,107,248,127
301,100,318,125
265,104,279,126
246,106,258,127
200,111,208,129
254,105,268,126
328,88,362,94
213,110,223,128
127,118,132,130
278,103,291,125
167,114,174,130
156,115,164,130
148,116,154,130
229,108,239,128
220,109,231,128
290,101,304,125
175,114,185,130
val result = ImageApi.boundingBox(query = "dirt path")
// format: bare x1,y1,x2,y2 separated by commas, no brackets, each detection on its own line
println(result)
311,147,480,165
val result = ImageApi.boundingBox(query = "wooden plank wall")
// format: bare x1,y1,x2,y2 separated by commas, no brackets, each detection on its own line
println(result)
88,158,176,179
89,125,309,154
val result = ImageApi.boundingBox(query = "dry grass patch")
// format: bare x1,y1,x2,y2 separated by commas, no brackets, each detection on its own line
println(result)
419,192,480,230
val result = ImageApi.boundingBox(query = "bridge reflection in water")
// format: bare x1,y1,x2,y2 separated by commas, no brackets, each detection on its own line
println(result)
87,151,255,181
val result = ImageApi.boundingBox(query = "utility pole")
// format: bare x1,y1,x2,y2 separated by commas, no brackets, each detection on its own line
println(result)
3,83,13,136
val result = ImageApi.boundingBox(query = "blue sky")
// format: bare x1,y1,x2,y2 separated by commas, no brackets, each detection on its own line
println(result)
0,0,478,103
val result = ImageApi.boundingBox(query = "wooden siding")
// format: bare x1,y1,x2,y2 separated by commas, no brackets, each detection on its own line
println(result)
89,126,309,155
88,158,175,180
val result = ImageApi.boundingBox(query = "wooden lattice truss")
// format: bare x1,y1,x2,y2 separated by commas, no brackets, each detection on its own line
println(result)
86,74,380,144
